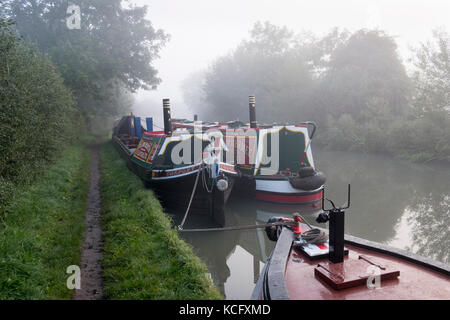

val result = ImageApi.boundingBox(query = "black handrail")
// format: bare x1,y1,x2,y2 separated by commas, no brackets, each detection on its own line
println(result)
304,121,317,140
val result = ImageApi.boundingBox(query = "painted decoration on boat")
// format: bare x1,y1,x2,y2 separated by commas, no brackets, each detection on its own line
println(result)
133,138,161,164
236,135,257,168
134,139,153,161
146,142,161,164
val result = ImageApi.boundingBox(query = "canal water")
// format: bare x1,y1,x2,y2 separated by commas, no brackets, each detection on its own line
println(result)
170,148,450,299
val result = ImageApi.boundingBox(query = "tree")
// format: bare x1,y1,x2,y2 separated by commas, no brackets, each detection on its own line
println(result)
201,21,316,123
391,29,450,162
2,0,168,121
181,70,209,118
411,28,450,115
316,30,413,152
182,22,450,163
0,18,78,205
317,30,412,122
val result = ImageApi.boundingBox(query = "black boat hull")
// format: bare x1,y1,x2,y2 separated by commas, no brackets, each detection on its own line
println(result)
112,136,236,226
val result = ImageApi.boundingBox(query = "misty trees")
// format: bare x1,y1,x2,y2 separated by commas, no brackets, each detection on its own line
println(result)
2,0,168,121
186,22,450,163
0,18,78,206
319,30,412,152
201,22,316,122
193,25,413,134
0,1,168,208
411,29,450,115
181,71,208,119
390,29,450,162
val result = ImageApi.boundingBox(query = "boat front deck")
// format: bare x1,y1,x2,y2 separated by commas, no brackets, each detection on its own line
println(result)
285,242,450,299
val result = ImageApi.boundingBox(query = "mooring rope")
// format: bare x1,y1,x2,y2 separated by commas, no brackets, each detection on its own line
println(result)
178,221,295,233
201,166,214,194
176,173,325,238
296,228,328,244
293,213,328,245
177,163,203,231
177,162,295,232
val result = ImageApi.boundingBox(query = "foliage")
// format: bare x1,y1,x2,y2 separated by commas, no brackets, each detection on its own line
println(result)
100,141,222,299
183,22,450,163
411,28,450,115
196,22,316,123
0,18,80,208
2,0,168,120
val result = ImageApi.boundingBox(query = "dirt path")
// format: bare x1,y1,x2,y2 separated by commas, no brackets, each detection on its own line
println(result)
73,143,103,300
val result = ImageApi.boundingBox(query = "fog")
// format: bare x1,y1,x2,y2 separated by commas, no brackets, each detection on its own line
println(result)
2,0,449,162
131,0,450,125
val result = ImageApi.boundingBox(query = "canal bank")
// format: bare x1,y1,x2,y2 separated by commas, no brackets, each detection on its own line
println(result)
99,141,221,299
0,142,90,299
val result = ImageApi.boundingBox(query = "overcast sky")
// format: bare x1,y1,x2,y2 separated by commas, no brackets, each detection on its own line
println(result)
131,0,450,123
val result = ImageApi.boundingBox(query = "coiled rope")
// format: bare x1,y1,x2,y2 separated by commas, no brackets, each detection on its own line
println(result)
292,213,328,245
296,228,328,244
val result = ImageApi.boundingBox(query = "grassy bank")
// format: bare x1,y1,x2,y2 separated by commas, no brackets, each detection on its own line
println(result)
100,141,221,299
0,143,90,299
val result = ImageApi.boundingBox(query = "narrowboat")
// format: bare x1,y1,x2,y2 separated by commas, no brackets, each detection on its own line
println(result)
112,99,238,226
235,96,326,206
251,185,450,300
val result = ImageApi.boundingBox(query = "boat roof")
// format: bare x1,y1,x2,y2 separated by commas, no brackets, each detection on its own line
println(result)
256,227,450,300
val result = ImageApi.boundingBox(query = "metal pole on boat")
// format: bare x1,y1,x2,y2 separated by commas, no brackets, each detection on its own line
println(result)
317,184,351,264
163,99,172,136
328,208,345,264
249,96,257,129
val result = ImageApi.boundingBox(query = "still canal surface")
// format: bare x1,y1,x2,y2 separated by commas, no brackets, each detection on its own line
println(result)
170,148,450,299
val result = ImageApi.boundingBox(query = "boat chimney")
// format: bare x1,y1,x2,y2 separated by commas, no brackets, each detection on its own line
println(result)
163,99,172,135
194,114,198,121
146,117,153,132
249,96,257,129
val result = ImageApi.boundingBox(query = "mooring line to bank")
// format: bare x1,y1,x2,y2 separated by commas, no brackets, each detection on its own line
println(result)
177,220,294,233
176,162,296,233
73,142,104,300
177,162,203,231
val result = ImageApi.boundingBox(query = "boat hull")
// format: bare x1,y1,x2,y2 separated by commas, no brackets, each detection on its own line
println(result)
255,178,323,205
112,135,236,226
143,170,236,227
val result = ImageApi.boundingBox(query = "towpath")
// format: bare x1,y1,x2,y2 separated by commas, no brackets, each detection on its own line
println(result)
73,142,104,300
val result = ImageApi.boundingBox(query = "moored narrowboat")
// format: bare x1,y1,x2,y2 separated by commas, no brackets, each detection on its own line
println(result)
234,96,327,206
252,123,325,205
112,100,238,226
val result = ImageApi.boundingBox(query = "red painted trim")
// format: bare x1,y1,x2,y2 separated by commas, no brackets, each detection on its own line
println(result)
219,163,237,173
152,164,201,178
255,190,323,203
143,131,167,137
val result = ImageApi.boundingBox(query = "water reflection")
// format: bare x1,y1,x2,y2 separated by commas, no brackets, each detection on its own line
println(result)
169,147,450,299
314,147,450,263
390,192,450,263
171,198,322,299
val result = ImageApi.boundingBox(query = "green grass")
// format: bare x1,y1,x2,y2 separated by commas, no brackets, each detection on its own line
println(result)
0,143,90,299
100,141,222,299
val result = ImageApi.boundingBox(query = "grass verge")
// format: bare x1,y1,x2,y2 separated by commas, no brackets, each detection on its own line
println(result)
0,143,90,299
100,141,222,299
